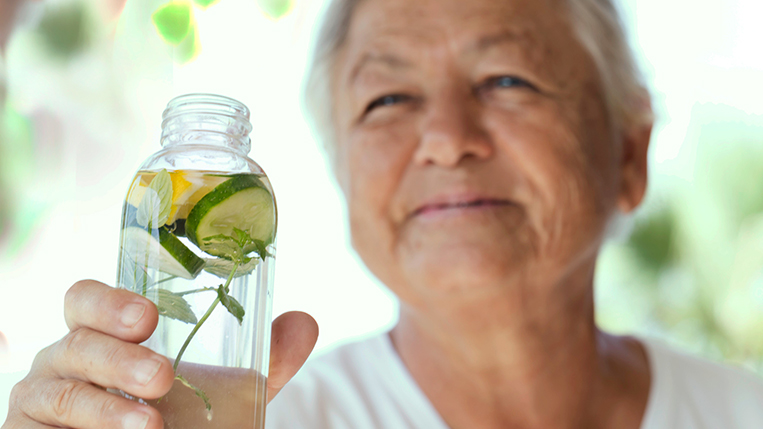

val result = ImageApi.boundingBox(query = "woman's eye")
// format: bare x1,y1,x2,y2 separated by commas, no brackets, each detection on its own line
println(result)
364,94,412,114
483,76,537,91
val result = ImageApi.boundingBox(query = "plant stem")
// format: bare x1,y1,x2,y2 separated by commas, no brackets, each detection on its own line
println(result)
177,286,216,296
155,275,178,286
137,264,149,297
173,263,240,372
174,297,219,372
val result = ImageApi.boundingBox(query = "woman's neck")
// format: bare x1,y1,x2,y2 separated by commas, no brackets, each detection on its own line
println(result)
388,263,650,429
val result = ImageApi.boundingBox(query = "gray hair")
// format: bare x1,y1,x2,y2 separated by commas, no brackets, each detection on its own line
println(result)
303,0,652,166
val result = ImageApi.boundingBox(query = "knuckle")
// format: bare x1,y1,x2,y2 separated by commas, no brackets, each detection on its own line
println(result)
58,328,91,360
65,280,89,305
1,416,25,429
52,379,86,420
101,340,128,370
95,395,120,422
8,378,28,409
31,343,54,369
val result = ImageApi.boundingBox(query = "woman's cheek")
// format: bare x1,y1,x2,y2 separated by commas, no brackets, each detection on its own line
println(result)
349,122,417,195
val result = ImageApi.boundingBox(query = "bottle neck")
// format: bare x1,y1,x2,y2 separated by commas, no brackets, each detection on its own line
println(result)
160,94,253,155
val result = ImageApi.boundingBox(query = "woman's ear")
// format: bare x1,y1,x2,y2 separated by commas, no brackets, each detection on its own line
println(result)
617,120,653,214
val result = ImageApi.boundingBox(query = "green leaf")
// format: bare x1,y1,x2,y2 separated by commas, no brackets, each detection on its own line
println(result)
200,229,272,263
156,289,198,324
175,374,212,411
232,227,251,247
152,2,193,46
217,285,245,325
257,0,293,20
136,189,161,228
233,227,273,259
118,256,153,293
252,239,274,260
201,234,246,262
204,257,259,279
136,170,173,228
149,169,173,221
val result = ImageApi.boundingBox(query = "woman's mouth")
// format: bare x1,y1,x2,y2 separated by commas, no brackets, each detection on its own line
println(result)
412,198,515,219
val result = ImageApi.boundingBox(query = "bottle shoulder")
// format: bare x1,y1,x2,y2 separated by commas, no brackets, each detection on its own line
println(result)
140,144,267,177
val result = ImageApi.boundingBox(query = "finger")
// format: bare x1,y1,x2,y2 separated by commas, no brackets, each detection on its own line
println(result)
1,415,59,428
267,311,318,402
65,280,158,343
14,377,163,429
39,328,174,400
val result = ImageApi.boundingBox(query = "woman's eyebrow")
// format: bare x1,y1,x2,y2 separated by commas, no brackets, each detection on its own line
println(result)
349,52,413,84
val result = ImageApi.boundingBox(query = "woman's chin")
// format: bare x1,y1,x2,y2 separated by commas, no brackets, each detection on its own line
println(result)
399,240,531,295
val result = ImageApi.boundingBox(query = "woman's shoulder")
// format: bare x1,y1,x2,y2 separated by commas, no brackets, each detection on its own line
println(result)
270,332,390,399
639,337,763,429
265,331,448,429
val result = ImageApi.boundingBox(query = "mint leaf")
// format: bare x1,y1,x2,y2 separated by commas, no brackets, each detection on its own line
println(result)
152,2,193,46
203,257,259,279
232,227,251,248
149,169,173,223
156,289,198,324
118,256,153,293
175,374,212,411
252,239,274,260
136,170,173,228
217,285,245,325
233,227,273,259
201,233,245,261
136,189,161,228
200,229,272,262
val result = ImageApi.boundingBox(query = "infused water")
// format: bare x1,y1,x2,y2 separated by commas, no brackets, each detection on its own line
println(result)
116,169,276,429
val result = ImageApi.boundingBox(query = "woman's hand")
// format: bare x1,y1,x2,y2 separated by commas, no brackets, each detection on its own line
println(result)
2,280,318,429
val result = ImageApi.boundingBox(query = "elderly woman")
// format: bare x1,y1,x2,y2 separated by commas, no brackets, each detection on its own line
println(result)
6,0,763,428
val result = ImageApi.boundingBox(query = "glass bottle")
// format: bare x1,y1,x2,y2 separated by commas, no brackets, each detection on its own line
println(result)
115,94,276,428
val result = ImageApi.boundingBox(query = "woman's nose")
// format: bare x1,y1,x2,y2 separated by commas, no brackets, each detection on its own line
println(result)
413,90,493,168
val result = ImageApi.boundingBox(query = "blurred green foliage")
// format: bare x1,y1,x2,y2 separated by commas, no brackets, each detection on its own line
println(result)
149,0,293,65
36,1,90,58
258,0,294,20
173,24,201,65
0,106,39,258
6,0,760,375
152,1,193,46
194,0,220,9
597,103,763,372
629,207,675,273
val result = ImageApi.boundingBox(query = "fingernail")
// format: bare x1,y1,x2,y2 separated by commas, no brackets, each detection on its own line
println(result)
123,411,149,429
133,359,161,385
121,303,145,328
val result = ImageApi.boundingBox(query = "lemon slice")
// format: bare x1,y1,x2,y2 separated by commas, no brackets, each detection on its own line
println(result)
167,171,228,224
126,170,229,225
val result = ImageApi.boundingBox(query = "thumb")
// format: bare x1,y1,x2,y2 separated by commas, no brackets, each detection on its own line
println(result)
267,311,319,403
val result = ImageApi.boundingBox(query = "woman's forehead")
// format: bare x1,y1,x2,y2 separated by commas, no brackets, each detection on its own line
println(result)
336,0,587,91
344,0,565,51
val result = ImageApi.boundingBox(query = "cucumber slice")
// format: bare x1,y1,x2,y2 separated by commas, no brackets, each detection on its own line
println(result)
186,175,276,257
122,226,205,279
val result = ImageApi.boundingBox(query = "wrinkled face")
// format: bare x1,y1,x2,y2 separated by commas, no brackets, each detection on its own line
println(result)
332,0,628,302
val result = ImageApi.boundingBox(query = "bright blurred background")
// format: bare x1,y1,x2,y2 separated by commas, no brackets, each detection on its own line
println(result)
1,0,762,421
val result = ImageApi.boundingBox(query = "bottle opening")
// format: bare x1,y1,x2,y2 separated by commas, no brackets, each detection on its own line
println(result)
161,94,253,154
